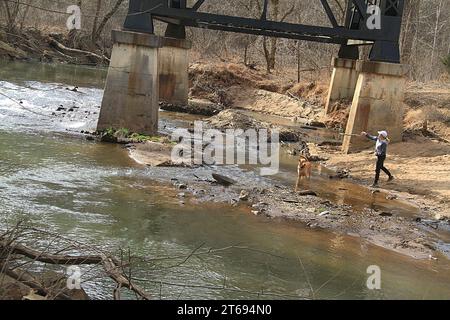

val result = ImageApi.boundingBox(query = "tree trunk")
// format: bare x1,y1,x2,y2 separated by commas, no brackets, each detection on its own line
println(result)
92,0,102,41
430,0,443,77
92,0,125,43
401,0,420,64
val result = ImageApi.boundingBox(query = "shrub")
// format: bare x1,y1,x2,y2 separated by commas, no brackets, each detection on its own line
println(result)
443,54,450,73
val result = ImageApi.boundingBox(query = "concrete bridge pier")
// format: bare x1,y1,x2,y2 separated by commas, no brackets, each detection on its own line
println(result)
342,61,408,153
97,30,161,135
325,57,359,114
158,38,191,106
97,30,190,135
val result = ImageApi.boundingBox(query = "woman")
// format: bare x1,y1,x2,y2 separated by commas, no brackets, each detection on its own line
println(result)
361,130,394,188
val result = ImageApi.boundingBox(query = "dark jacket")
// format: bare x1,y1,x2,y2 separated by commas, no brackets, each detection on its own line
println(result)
366,134,388,157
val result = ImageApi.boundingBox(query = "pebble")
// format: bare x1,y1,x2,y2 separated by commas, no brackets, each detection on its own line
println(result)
239,190,250,201
319,211,330,217
176,183,187,190
386,194,398,200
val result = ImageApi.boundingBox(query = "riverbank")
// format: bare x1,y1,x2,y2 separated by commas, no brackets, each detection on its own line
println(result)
0,27,110,66
127,139,448,260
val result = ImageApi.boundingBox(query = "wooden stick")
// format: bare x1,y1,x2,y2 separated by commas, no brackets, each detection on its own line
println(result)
339,133,361,137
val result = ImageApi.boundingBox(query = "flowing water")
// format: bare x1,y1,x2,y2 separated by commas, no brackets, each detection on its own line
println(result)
0,61,449,300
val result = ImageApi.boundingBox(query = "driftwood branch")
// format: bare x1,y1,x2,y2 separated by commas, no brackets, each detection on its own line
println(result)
47,36,110,62
1,241,103,265
0,235,150,300
102,256,151,300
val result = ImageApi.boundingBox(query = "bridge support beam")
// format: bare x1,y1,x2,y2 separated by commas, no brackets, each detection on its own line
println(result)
97,30,161,135
158,38,191,106
97,30,191,135
342,61,408,154
325,57,358,114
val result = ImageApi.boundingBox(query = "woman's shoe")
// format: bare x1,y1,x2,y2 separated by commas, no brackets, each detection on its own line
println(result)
388,176,395,182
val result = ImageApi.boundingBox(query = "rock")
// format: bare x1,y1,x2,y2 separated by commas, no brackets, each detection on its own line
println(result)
176,183,187,190
386,194,398,200
307,120,326,128
239,190,250,201
56,106,66,111
177,193,186,198
129,141,175,167
435,214,445,221
212,173,236,186
329,169,349,179
379,212,393,217
297,190,317,196
100,132,118,143
251,210,260,216
319,211,330,217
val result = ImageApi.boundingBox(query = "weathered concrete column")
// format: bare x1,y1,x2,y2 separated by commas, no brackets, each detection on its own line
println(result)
97,30,162,135
324,57,359,114
158,37,191,106
342,61,408,154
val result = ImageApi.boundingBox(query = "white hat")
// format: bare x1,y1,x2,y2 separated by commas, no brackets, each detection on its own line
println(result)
378,131,388,138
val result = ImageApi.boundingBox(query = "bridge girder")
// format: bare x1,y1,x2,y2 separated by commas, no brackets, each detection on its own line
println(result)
123,0,405,63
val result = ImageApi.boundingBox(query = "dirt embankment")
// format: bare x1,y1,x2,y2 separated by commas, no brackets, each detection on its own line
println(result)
0,27,110,66
187,62,327,121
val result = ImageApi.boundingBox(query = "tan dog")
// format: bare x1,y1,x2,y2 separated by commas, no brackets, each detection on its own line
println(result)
295,156,312,192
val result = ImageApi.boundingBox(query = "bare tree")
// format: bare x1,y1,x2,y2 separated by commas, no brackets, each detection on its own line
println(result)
91,0,125,43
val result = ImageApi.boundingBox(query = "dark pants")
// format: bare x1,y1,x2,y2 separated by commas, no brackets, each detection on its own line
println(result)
375,155,392,184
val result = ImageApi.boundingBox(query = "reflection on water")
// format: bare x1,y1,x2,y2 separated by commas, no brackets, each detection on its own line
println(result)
273,152,420,216
0,61,449,300
0,60,107,88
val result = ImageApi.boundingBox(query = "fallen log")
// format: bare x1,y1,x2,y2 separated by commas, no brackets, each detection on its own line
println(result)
47,36,109,63
0,241,103,265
